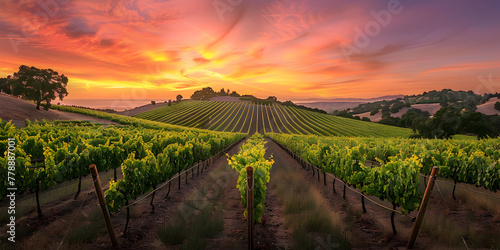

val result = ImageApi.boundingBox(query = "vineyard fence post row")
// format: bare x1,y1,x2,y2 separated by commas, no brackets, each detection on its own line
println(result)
407,166,439,249
89,164,118,247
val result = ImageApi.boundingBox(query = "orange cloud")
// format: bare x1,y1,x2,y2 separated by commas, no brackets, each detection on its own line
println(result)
0,0,499,101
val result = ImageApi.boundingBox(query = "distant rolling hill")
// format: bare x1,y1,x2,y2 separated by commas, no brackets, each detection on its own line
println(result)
296,95,405,113
132,100,411,137
353,97,500,122
295,102,364,113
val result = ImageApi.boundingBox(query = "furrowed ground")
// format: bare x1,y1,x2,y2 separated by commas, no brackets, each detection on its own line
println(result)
132,100,412,137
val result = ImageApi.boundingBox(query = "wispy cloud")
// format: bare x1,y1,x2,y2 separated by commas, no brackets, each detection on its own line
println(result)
0,0,499,100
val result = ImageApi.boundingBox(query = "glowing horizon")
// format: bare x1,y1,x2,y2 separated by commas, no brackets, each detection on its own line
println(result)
1,0,499,102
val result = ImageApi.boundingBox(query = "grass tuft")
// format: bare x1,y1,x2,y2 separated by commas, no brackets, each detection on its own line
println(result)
272,166,350,249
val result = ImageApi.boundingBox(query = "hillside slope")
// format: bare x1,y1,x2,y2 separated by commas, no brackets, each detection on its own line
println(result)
0,93,116,126
358,99,500,122
133,100,411,137
476,97,500,115
295,102,364,113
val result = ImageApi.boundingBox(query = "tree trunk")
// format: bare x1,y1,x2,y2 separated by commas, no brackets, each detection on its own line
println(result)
124,198,130,236
74,175,82,200
391,203,397,235
452,180,457,200
197,160,200,176
361,195,367,213
36,180,42,217
36,100,41,110
150,189,156,213
178,167,181,190
164,181,171,200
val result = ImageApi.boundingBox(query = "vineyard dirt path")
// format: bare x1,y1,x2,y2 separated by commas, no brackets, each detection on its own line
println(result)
11,139,245,249
270,139,500,249
205,137,293,249
103,138,253,249
263,138,409,249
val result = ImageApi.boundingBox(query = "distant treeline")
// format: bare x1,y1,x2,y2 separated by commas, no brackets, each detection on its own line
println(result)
190,87,240,100
189,87,327,114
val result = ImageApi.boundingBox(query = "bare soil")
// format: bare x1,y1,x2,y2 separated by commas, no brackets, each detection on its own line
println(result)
477,97,500,115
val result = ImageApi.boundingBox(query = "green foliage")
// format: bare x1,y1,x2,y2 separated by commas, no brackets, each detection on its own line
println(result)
414,107,499,139
190,87,240,100
227,133,274,222
390,101,405,113
378,117,400,127
0,77,11,94
268,133,500,213
104,131,243,213
398,108,430,129
0,117,245,210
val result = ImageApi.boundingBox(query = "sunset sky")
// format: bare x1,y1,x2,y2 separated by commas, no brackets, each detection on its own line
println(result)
1,0,500,102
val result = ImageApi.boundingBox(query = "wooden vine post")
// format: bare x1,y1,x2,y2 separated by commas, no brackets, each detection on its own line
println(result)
30,158,45,218
89,164,118,247
246,166,255,250
407,166,439,249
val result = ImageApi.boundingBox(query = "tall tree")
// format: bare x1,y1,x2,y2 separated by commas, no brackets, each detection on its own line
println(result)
420,107,462,139
8,65,68,110
176,94,183,102
0,77,12,94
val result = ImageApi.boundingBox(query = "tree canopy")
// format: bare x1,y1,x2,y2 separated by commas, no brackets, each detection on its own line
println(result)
6,65,68,110
190,87,240,100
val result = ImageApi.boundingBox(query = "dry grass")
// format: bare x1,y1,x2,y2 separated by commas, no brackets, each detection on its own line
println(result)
13,206,107,250
0,169,119,224
65,207,107,245
271,167,350,249
156,164,228,248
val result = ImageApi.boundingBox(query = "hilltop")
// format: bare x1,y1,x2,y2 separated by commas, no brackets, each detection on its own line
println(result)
0,93,116,127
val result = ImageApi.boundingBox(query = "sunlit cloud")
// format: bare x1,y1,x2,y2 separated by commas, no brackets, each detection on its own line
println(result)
0,0,499,101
